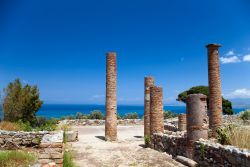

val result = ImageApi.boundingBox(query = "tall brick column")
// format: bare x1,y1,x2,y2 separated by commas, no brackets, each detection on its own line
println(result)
207,44,223,135
150,86,164,142
144,76,154,138
186,94,208,158
105,52,117,141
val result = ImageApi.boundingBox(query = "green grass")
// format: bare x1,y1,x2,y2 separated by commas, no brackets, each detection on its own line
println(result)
63,151,75,167
0,150,37,167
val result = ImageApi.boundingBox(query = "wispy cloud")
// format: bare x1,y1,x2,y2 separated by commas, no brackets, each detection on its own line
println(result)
89,94,105,100
243,54,250,62
226,88,250,98
220,49,250,64
225,50,235,56
220,56,241,64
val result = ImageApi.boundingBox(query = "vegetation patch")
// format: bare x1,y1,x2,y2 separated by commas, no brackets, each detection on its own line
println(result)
164,111,178,119
63,151,75,167
0,150,37,167
216,125,250,149
239,110,250,121
123,112,139,119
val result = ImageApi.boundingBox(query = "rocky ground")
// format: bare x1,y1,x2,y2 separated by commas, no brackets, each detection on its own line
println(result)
70,125,186,167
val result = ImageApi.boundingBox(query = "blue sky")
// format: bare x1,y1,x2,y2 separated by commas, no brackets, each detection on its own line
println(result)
0,0,250,106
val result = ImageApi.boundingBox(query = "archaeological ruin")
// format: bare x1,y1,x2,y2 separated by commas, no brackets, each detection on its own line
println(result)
105,52,118,141
207,43,223,136
144,76,154,138
150,86,164,142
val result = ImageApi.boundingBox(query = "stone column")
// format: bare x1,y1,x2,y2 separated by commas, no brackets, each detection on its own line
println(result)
207,44,223,135
105,52,117,141
144,76,154,138
150,86,164,142
186,94,208,158
178,114,187,131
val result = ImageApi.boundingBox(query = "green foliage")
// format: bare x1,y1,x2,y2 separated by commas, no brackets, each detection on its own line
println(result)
177,85,233,115
144,136,150,147
2,79,43,125
164,110,178,119
63,151,75,167
36,117,58,131
16,120,33,131
0,150,37,167
123,112,139,119
88,110,104,120
239,110,250,121
200,143,206,157
216,125,235,145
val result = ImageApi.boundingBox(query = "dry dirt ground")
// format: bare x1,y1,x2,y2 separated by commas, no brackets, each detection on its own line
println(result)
70,125,186,167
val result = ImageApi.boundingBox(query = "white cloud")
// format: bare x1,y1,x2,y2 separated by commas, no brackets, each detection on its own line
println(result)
220,56,241,64
225,50,235,56
89,94,105,100
227,89,250,98
243,54,250,62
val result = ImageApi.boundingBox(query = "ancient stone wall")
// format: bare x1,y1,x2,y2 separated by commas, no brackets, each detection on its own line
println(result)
144,76,154,137
0,130,49,149
207,44,223,135
38,131,64,167
105,52,117,141
153,133,250,167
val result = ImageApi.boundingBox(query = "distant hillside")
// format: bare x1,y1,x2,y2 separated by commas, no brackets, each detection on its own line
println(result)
230,98,250,108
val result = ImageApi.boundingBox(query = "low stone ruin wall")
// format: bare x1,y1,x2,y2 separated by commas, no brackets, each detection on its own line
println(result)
38,131,64,167
153,132,187,157
194,140,250,167
60,119,143,126
164,124,178,132
153,133,250,167
0,130,49,149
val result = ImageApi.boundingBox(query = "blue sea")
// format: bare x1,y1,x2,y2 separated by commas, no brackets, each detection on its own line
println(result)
0,104,247,119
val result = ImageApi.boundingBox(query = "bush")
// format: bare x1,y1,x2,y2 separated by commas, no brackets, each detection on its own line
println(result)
0,150,37,167
63,151,75,167
75,112,88,119
164,111,178,119
2,79,43,125
36,118,58,131
88,110,104,120
216,125,233,145
144,136,150,147
239,110,250,121
123,112,138,119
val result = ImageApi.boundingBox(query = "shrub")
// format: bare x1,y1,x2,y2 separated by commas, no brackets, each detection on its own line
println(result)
216,125,233,145
16,120,33,132
0,150,37,167
63,151,75,167
239,110,250,121
2,79,43,125
164,111,178,119
36,118,58,131
75,112,88,119
88,110,104,120
144,136,150,147
123,112,139,119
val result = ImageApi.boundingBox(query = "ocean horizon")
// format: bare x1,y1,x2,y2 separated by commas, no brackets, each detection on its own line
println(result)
0,104,247,119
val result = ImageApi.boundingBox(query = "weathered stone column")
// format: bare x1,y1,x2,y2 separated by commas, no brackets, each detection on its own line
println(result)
186,94,208,158
105,52,117,141
178,114,187,131
150,86,164,142
144,76,154,138
207,44,223,135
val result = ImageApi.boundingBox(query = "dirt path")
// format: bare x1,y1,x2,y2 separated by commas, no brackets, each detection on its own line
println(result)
71,125,186,167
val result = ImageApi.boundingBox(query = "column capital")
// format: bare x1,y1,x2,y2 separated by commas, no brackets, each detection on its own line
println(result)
206,43,221,48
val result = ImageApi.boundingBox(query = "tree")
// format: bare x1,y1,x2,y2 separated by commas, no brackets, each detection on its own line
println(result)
177,85,233,115
2,79,43,125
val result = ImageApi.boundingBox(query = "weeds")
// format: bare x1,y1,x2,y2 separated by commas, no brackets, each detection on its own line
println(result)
0,150,36,167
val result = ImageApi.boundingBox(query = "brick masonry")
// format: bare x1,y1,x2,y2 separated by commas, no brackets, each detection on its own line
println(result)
144,76,154,137
150,86,164,142
207,44,223,136
105,52,117,141
178,114,187,131
186,94,208,158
